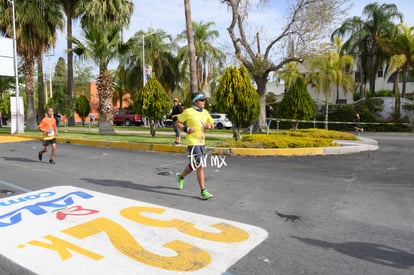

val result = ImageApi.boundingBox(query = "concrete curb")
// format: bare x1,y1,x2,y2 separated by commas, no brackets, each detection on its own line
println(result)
7,134,378,157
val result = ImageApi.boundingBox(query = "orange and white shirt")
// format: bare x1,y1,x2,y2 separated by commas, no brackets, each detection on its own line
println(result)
38,117,57,140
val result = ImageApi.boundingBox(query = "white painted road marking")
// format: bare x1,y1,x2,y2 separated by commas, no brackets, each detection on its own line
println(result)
0,186,268,274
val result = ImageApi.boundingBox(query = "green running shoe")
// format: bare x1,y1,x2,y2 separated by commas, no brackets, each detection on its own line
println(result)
176,173,184,190
200,189,213,200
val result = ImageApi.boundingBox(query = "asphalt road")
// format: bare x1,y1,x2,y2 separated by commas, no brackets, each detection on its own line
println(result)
0,133,413,274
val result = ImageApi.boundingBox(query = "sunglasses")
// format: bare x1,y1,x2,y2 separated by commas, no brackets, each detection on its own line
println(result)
198,99,205,102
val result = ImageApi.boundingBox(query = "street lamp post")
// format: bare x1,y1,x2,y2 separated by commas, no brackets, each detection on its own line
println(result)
142,32,156,88
10,0,22,133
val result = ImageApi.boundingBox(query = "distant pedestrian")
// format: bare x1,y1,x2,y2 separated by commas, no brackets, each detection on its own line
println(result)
354,111,364,135
170,97,183,145
175,92,214,200
266,105,274,128
38,108,58,164
89,112,95,127
54,112,61,128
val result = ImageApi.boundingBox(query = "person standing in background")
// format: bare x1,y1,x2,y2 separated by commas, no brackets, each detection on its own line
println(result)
38,108,58,164
266,105,274,128
54,112,61,128
89,112,95,127
170,97,183,145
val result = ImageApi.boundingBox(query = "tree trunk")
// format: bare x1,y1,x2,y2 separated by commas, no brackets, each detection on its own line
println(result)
324,97,329,130
23,57,37,129
97,70,115,134
251,78,268,132
234,127,241,141
37,56,45,120
402,63,408,98
394,68,401,119
184,0,198,94
67,15,75,126
150,119,156,137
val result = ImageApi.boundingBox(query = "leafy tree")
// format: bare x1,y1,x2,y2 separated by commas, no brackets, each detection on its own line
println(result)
0,76,14,99
46,89,74,119
0,91,11,124
277,77,316,130
222,0,348,131
74,94,91,126
0,0,64,129
215,66,260,140
53,57,67,88
133,77,171,137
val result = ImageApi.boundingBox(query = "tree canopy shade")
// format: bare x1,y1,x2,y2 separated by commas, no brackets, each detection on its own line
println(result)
133,77,172,137
215,66,260,140
276,77,316,130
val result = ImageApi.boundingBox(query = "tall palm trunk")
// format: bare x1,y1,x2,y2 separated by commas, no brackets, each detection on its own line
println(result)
184,0,198,94
23,57,37,129
37,55,46,120
393,69,401,119
67,13,75,126
97,69,115,134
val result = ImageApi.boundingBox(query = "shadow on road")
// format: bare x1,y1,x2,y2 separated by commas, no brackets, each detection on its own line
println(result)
2,157,39,163
292,236,414,269
80,178,199,199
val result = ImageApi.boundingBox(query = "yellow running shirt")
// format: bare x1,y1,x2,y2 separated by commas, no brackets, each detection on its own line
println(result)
178,107,213,146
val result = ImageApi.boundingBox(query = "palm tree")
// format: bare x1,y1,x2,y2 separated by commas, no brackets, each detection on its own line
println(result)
332,16,369,98
71,23,125,134
331,38,355,104
121,29,177,96
384,24,414,118
306,52,339,129
179,21,225,93
332,3,403,97
76,0,133,31
0,0,64,129
385,24,414,98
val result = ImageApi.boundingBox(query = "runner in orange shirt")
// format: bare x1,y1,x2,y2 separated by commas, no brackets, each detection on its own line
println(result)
38,108,58,164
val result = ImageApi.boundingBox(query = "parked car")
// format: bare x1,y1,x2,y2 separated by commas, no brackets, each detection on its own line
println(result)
211,113,233,129
113,110,143,126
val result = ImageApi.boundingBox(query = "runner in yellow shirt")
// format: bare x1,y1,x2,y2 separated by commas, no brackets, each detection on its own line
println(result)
175,92,214,200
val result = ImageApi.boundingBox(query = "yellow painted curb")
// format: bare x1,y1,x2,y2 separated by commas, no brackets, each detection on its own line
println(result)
0,136,34,143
